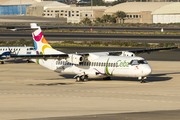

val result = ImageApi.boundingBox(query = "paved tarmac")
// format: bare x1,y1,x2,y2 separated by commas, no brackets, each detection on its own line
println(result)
0,15,180,120
2,25,180,32
1,30,180,43
0,60,180,120
1,16,180,32
0,15,66,23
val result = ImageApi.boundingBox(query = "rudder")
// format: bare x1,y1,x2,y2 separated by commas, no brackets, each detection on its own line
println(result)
30,23,64,55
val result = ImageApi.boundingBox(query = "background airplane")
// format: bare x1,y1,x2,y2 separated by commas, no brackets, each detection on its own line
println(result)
10,23,178,83
0,46,35,64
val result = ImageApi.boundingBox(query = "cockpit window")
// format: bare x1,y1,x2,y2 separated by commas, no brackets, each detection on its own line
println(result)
130,60,148,65
138,60,148,64
130,60,139,65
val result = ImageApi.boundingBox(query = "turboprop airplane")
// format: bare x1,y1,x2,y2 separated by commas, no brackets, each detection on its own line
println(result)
10,23,178,83
0,46,35,64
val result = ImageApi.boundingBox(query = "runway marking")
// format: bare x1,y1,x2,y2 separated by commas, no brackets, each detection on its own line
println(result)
0,92,180,104
54,89,180,97
1,90,180,97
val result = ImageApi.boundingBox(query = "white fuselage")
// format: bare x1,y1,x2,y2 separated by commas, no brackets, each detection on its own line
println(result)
35,53,152,79
0,46,35,55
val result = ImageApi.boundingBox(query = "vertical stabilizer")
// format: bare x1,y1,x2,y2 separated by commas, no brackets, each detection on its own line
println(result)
30,23,64,55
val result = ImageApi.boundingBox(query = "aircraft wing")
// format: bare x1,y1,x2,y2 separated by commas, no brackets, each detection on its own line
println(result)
10,47,178,59
108,47,178,56
11,54,69,60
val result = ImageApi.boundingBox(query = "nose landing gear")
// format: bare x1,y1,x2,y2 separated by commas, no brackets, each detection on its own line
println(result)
138,77,148,83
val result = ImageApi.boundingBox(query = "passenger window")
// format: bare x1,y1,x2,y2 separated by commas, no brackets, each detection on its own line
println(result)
101,63,103,67
108,63,111,67
113,63,116,67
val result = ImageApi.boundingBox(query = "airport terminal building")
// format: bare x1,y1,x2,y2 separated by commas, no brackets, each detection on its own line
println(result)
0,0,40,15
33,1,180,24
26,1,108,23
1,0,180,24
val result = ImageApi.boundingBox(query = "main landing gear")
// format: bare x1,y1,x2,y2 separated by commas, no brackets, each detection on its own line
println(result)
139,77,148,83
76,75,88,82
0,61,4,64
76,76,85,82
26,60,31,63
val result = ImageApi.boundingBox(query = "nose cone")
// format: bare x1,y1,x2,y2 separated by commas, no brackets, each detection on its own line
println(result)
143,65,152,76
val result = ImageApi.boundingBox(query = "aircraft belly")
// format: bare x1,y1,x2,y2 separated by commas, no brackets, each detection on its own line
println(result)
37,59,55,71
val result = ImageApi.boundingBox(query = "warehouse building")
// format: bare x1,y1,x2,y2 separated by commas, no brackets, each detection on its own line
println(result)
104,2,180,24
0,0,40,15
152,3,180,23
26,1,70,17
66,6,107,23
43,6,107,23
27,1,107,23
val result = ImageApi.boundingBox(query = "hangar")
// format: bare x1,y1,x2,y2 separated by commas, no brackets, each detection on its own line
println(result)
152,3,180,23
104,2,180,24
0,0,39,15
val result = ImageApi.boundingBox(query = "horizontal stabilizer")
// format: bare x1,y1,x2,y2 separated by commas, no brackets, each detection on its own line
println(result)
7,27,60,31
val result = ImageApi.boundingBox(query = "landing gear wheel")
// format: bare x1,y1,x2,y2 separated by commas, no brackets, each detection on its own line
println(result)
140,79,145,83
81,76,85,82
76,76,85,82
27,60,30,63
76,77,81,82
1,61,4,64
140,77,148,83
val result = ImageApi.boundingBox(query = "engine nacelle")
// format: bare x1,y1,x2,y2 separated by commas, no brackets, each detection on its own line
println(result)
66,54,84,64
120,51,135,57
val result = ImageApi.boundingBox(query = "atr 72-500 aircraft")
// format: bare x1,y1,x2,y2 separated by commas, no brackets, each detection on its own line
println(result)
0,46,35,64
11,23,177,83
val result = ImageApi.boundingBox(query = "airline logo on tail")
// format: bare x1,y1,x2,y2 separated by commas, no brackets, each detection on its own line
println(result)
31,23,53,55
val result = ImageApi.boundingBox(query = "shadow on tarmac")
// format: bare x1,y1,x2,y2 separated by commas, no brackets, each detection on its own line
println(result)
60,73,173,83
20,109,180,120
28,83,74,86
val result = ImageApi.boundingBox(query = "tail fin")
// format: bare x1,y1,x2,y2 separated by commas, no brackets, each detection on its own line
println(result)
30,23,64,55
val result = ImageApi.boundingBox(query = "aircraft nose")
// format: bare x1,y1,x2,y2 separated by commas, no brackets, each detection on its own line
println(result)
143,65,152,76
